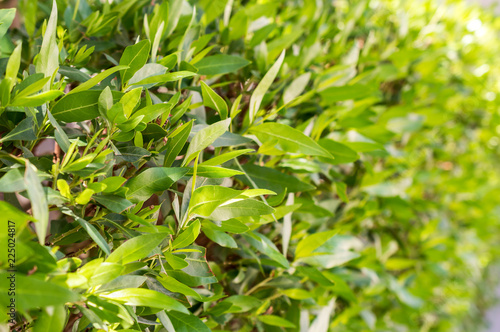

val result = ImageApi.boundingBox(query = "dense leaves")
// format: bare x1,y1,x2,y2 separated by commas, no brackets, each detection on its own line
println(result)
1,0,500,331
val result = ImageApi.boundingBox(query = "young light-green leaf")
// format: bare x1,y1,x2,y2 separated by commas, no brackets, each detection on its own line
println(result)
172,219,201,249
195,54,250,76
209,199,275,221
0,8,16,40
183,118,230,166
24,162,49,245
67,65,128,95
258,315,296,328
248,50,285,123
120,40,151,85
35,0,58,91
200,81,228,119
250,122,333,158
107,233,166,264
166,311,211,332
100,288,189,313
189,186,241,217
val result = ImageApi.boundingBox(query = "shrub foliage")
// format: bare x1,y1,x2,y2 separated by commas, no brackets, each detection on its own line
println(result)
1,0,500,331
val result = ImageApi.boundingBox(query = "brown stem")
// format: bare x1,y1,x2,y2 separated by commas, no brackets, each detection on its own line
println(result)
53,141,61,164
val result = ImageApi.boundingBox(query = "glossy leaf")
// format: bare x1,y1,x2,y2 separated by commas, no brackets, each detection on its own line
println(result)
107,233,166,264
124,167,189,202
195,54,250,76
100,288,189,313
250,122,332,158
183,118,230,166
120,40,151,84
248,50,285,123
200,81,228,119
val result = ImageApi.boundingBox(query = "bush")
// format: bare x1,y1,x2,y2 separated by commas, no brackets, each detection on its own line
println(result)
1,0,500,331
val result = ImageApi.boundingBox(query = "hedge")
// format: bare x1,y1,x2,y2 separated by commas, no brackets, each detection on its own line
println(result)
1,0,500,331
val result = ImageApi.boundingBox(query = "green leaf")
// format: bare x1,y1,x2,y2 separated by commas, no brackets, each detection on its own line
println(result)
250,122,332,158
59,66,91,82
283,72,311,104
0,273,80,311
209,199,274,221
106,233,166,264
295,266,335,287
47,111,71,153
195,54,250,76
32,305,67,332
248,50,285,123
221,295,262,313
318,139,359,164
189,186,241,217
116,146,151,163
68,65,128,95
86,295,134,326
200,81,228,119
168,93,189,125
295,230,337,259
319,84,379,103
199,149,253,166
242,232,289,268
0,201,32,227
101,176,127,193
164,252,189,270
0,8,16,40
24,162,49,245
281,288,312,300
75,188,94,205
202,219,249,234
94,195,133,213
172,220,201,249
236,164,315,194
120,40,151,85
200,0,228,25
120,87,142,118
13,74,49,99
9,90,63,107
89,262,125,287
35,0,58,91
203,228,237,248
0,116,37,142
258,315,296,328
52,90,123,122
0,77,11,106
128,63,167,87
5,42,22,90
132,102,175,123
186,165,243,178
74,216,111,256
0,168,25,192
183,118,230,166
164,0,183,37
335,182,348,203
163,120,193,167
167,245,217,286
100,288,189,313
158,275,202,300
166,311,211,332
124,167,189,202
131,71,196,86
